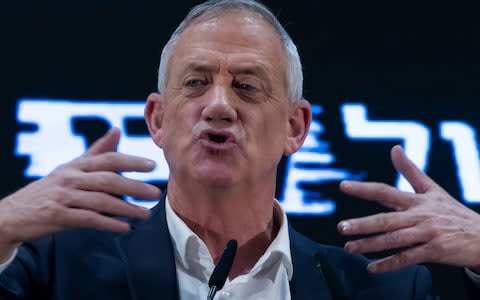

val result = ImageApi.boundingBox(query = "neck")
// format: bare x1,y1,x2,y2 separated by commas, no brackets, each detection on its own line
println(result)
167,176,280,278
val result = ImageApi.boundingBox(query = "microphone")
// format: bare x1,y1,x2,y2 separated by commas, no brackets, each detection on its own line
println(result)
207,239,238,300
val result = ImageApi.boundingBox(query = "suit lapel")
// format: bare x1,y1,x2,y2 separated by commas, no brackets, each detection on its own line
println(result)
116,194,179,300
115,196,343,300
289,226,334,300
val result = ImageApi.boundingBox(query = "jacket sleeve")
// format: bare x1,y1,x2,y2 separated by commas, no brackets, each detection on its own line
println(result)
464,269,480,300
412,265,435,300
0,237,53,300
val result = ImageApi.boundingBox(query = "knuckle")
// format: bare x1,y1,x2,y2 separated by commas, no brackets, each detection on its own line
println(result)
412,211,429,223
432,191,449,202
378,182,391,190
423,242,439,260
384,232,399,245
56,171,82,188
407,194,421,205
426,226,443,239
96,172,117,188
376,213,390,228
39,202,63,223
95,195,115,210
51,186,70,205
101,152,118,164
373,183,390,197
70,211,96,227
80,213,96,224
430,238,447,254
395,252,410,266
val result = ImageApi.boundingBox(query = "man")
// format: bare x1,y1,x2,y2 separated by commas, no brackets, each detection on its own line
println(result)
0,0,478,299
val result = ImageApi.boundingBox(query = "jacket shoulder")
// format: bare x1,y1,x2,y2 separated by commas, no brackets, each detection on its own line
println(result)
289,227,432,299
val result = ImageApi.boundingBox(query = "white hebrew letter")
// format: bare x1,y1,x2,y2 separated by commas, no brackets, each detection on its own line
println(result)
341,103,431,192
440,122,480,203
16,99,169,182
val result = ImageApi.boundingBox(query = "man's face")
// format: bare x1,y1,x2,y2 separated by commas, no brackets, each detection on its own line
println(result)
147,12,308,188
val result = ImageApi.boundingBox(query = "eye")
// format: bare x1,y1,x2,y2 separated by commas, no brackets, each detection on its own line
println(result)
185,79,206,88
233,81,257,92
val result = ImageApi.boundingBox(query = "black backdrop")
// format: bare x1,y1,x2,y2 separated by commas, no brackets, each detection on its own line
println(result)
1,1,480,299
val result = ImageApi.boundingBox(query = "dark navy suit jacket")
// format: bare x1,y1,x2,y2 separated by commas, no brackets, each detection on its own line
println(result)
0,194,438,299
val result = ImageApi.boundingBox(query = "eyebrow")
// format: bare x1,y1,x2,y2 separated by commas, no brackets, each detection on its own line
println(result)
178,61,271,82
228,64,270,80
180,61,218,76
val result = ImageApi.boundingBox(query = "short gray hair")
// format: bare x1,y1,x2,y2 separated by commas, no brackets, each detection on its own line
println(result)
157,0,303,104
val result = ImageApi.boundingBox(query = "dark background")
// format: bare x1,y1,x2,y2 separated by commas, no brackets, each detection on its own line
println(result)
1,1,480,299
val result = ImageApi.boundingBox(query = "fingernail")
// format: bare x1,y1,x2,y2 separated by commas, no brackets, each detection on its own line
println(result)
108,127,120,136
345,242,356,253
149,184,161,195
338,221,351,233
367,263,378,273
139,207,152,217
341,181,352,189
120,223,131,232
144,159,156,168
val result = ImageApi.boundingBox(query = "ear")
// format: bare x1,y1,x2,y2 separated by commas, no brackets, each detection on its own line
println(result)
284,99,312,155
144,92,165,148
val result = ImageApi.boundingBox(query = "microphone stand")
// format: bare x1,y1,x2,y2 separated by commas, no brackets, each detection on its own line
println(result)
207,240,237,300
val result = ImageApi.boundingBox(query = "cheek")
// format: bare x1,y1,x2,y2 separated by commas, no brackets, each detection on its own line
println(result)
162,103,199,141
252,112,288,151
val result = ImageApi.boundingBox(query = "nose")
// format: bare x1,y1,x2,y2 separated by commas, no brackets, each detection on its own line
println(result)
201,85,238,126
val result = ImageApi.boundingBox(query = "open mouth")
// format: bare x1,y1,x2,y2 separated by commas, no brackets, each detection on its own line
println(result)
199,130,236,148
208,133,228,143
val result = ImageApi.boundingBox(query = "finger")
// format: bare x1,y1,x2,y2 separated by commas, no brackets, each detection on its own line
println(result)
74,152,155,173
79,172,161,199
85,128,121,156
344,226,429,254
391,145,439,194
366,245,429,273
340,180,417,210
66,190,151,219
338,211,418,236
59,208,132,232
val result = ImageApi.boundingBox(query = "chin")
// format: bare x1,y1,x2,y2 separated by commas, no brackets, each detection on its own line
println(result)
200,177,237,188
193,166,239,187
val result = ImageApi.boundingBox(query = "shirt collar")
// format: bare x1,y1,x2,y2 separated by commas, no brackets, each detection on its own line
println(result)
165,196,211,272
165,196,293,280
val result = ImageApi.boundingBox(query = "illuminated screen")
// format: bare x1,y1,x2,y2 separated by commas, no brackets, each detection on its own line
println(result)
1,1,478,299
16,99,480,213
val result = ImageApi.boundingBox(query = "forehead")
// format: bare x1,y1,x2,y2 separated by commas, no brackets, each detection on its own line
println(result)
169,11,287,74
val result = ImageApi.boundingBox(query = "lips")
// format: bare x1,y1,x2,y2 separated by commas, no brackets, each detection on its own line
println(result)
199,129,237,150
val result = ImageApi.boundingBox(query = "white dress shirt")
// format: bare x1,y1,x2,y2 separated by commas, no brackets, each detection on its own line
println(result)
0,248,17,273
2,201,480,295
165,197,293,300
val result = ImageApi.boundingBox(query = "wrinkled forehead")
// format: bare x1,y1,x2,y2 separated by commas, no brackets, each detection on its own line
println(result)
179,9,284,51
185,7,282,39
168,10,288,78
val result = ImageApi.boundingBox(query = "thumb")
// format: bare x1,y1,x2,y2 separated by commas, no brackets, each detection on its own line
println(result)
391,145,437,193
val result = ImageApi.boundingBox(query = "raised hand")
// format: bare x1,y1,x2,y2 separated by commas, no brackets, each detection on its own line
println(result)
0,128,161,261
337,145,480,273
